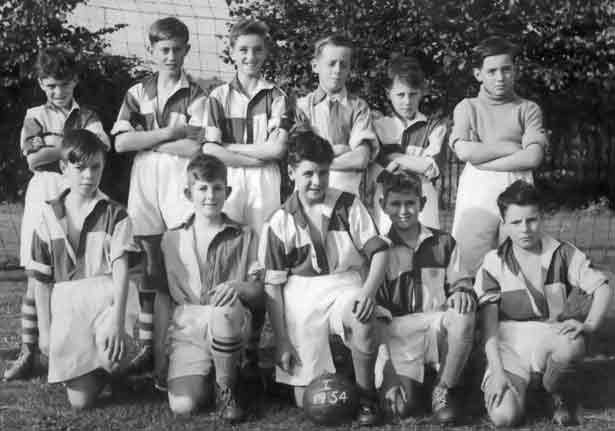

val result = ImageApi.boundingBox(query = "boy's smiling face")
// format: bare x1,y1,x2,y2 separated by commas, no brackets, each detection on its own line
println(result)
231,34,267,78
473,53,516,98
149,37,190,77
388,77,423,121
502,203,543,251
312,44,352,94
185,178,230,218
61,151,105,198
39,77,77,110
289,159,330,205
381,189,424,231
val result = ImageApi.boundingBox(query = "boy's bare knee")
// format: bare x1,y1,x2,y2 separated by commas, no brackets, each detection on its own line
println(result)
489,397,524,428
66,385,99,410
211,301,244,337
348,317,378,353
553,334,586,363
443,309,475,337
169,394,200,415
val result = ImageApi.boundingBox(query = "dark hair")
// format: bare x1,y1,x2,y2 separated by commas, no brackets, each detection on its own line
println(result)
378,170,423,201
229,18,270,48
497,180,542,218
36,46,78,81
186,154,227,187
472,36,519,69
149,17,190,45
62,129,108,164
384,55,425,90
287,129,334,166
314,34,354,58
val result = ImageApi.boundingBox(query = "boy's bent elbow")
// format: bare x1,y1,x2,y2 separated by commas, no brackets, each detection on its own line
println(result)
114,134,130,153
453,141,473,162
524,145,544,168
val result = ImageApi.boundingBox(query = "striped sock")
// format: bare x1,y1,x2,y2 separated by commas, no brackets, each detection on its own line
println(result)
138,291,155,346
211,337,242,388
21,294,38,350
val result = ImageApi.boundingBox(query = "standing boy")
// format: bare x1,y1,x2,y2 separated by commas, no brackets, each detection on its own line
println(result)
5,46,110,381
375,171,475,425
475,181,611,426
260,130,389,426
112,17,207,380
295,35,379,200
203,18,291,373
27,129,140,409
372,56,447,231
159,154,264,422
450,36,547,275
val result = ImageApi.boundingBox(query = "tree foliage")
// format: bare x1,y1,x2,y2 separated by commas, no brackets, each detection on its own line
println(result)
0,0,140,202
225,0,615,205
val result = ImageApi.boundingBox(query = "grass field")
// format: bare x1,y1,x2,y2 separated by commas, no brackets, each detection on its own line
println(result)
2,278,615,431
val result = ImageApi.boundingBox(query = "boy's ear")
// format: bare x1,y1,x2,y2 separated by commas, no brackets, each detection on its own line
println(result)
311,58,319,74
184,186,192,201
379,196,386,211
184,43,191,55
420,195,427,211
59,159,67,174
472,67,482,82
224,186,232,201
287,164,296,182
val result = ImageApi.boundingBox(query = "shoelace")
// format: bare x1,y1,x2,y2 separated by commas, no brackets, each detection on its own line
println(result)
432,386,450,409
219,387,238,411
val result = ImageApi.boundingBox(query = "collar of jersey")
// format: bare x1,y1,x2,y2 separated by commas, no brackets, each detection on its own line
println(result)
45,187,109,220
172,211,242,232
497,234,561,276
142,70,191,100
311,86,349,106
386,222,434,250
228,74,275,98
283,189,343,229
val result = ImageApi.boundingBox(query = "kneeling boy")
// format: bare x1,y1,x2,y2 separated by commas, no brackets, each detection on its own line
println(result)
27,129,140,409
159,154,264,422
260,130,389,426
475,180,612,427
376,171,475,424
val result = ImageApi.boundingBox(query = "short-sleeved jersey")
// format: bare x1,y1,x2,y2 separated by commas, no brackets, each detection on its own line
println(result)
111,71,207,138
161,213,260,305
372,111,445,180
26,188,140,284
377,224,473,317
21,101,110,170
296,87,379,158
473,235,608,321
260,189,388,286
449,87,548,154
204,76,292,146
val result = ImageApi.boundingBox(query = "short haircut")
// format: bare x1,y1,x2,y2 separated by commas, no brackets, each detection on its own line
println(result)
229,18,270,48
314,34,353,59
36,46,78,81
384,55,425,90
61,129,107,164
287,129,334,166
149,17,189,45
497,180,542,218
378,170,423,201
186,154,227,187
472,36,519,69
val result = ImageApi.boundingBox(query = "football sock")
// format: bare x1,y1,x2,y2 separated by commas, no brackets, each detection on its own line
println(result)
352,348,377,392
21,286,37,350
137,291,155,347
212,336,242,388
543,356,578,395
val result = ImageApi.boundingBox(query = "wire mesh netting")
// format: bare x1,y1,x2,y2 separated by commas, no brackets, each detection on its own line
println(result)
71,0,235,81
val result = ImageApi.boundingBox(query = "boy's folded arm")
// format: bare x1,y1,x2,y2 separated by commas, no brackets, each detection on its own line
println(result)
155,138,202,157
225,128,289,161
26,146,64,170
114,126,185,153
330,143,370,171
454,139,521,164
474,144,544,171
202,142,264,167
387,154,433,174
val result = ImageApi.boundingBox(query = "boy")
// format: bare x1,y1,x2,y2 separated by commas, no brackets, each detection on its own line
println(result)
295,34,379,200
112,17,207,380
375,171,475,425
372,56,447,231
203,18,291,375
450,36,548,276
26,129,140,409
159,154,263,422
5,46,110,381
474,180,611,426
260,130,389,426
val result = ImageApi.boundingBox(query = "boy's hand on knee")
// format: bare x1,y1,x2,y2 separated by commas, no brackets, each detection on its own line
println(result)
488,370,519,410
211,282,239,307
353,293,375,323
446,291,475,314
102,323,127,363
557,319,586,339
277,338,301,374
